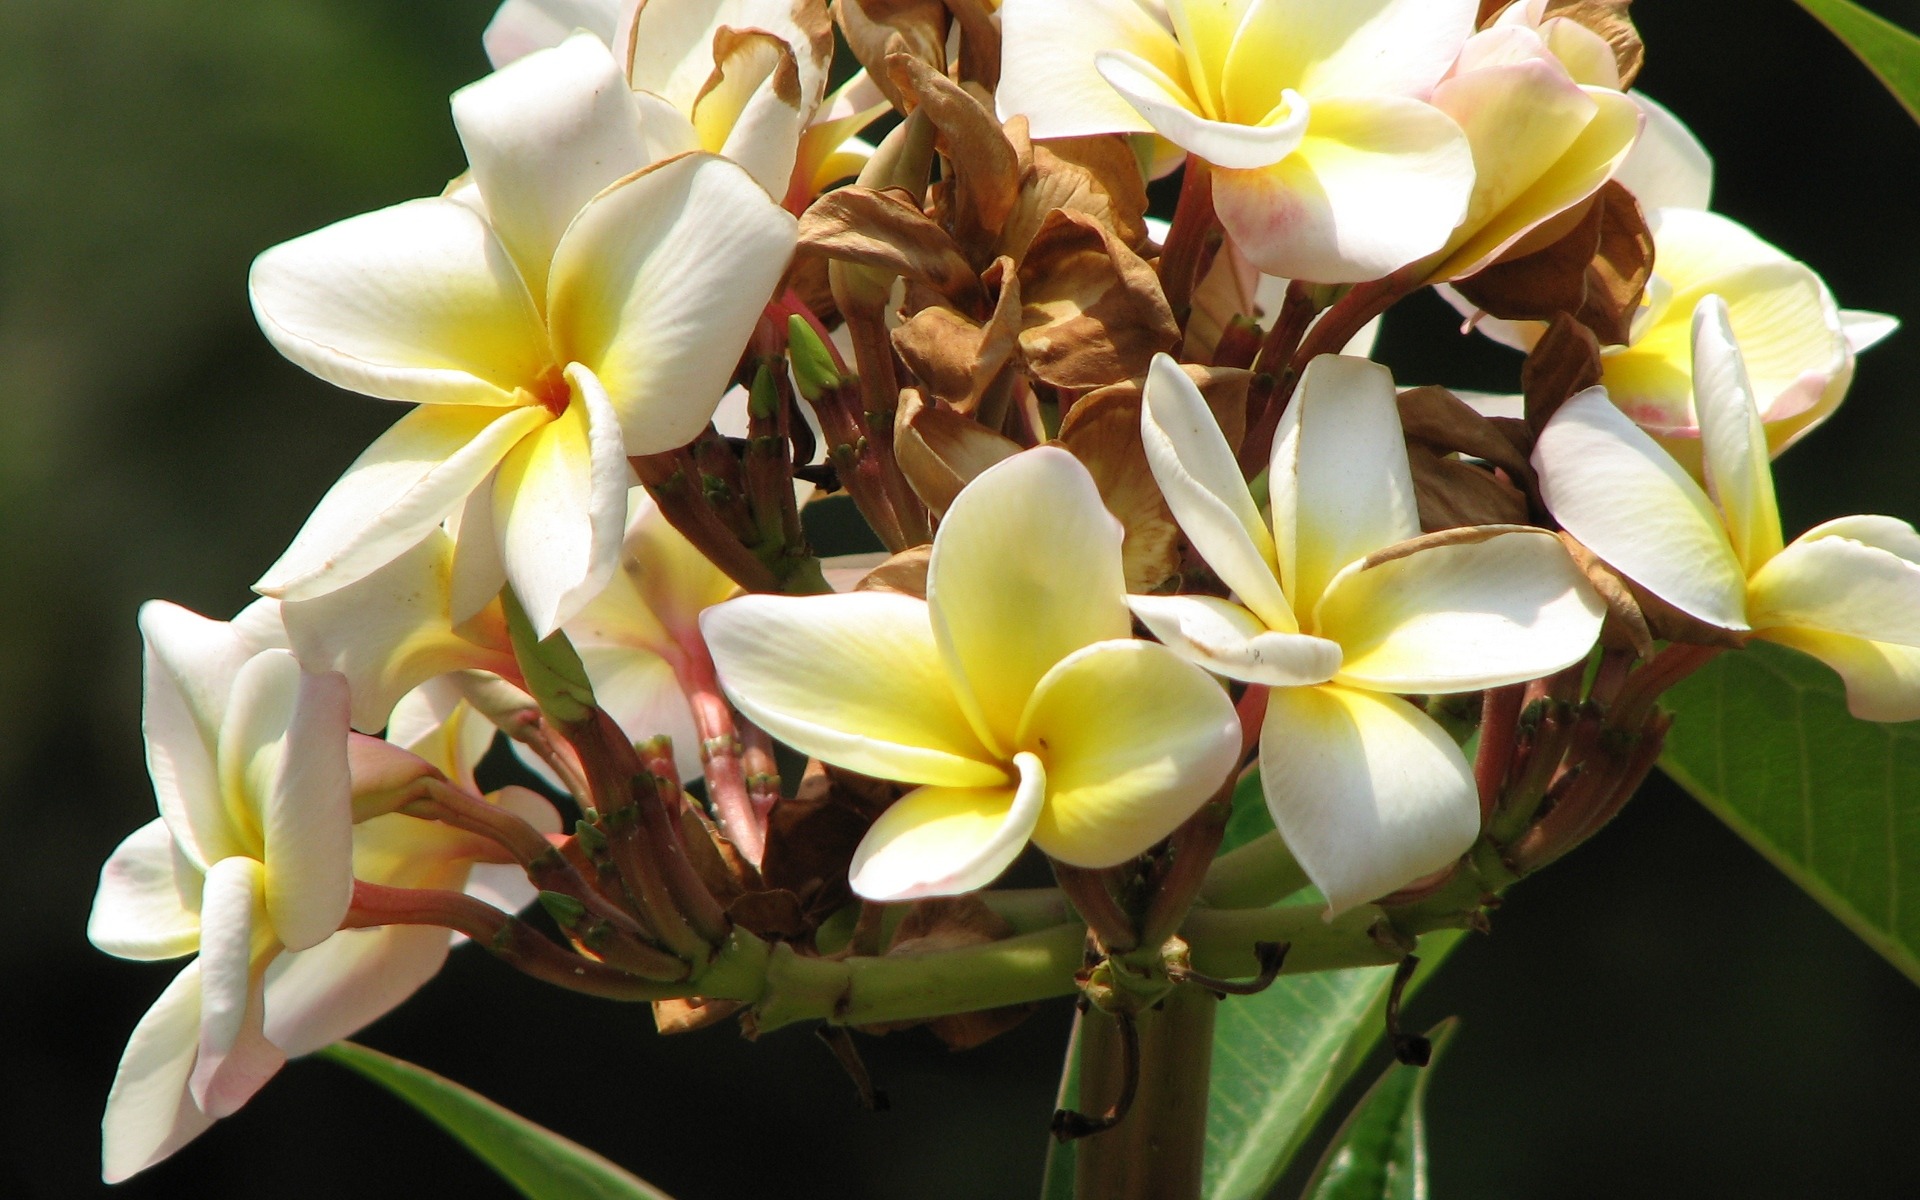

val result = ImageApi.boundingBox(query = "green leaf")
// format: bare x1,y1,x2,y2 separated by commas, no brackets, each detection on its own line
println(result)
322,1042,678,1200
1203,932,1464,1200
1298,1021,1457,1200
1660,641,1920,986
1039,1013,1085,1200
1795,0,1920,123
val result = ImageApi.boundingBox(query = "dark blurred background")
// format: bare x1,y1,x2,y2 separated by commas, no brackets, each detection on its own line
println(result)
6,2,1920,1196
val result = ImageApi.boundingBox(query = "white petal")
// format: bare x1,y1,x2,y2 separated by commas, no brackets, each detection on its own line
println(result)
1020,641,1243,867
577,643,704,782
998,0,1181,139
1098,50,1310,169
89,819,203,961
1140,354,1294,631
1214,94,1474,283
482,0,622,67
696,31,808,197
262,664,355,951
1615,92,1712,211
1749,534,1920,648
1227,0,1479,107
701,592,1006,788
628,0,832,114
1842,309,1901,355
262,925,454,1058
1797,513,1920,563
249,197,550,406
453,31,650,300
1691,296,1784,573
849,753,1047,901
547,153,798,454
1759,627,1920,724
189,857,285,1120
1269,354,1422,615
1533,387,1749,629
138,601,254,868
1128,594,1341,686
1314,529,1603,693
101,963,215,1183
256,404,549,602
929,447,1132,754
281,527,518,734
492,365,632,636
1259,684,1479,915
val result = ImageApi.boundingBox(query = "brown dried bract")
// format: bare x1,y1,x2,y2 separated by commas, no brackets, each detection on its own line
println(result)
799,185,983,308
1521,313,1604,434
1545,0,1644,88
1408,445,1532,533
1556,532,1655,658
1057,386,1184,592
893,388,1022,514
1017,209,1180,390
1451,182,1653,348
833,0,947,109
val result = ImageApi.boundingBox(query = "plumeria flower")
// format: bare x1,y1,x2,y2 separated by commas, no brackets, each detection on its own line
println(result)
483,0,887,208
701,447,1241,901
90,602,353,1180
249,32,796,635
1536,297,1920,722
91,604,560,1181
562,490,740,783
1419,24,1641,283
1136,353,1603,912
998,0,1479,283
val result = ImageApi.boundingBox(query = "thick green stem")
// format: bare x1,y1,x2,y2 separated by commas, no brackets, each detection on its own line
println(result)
1072,985,1217,1200
1198,832,1310,910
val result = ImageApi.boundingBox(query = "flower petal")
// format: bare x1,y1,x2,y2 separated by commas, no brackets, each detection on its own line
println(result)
481,0,622,67
101,963,215,1183
547,152,798,454
387,679,499,790
138,601,255,868
89,819,203,961
1315,528,1603,693
849,753,1047,901
262,924,454,1058
282,528,518,734
998,0,1182,139
1691,296,1785,573
452,31,649,301
1269,355,1422,616
249,197,550,406
1797,513,1920,563
1140,354,1293,630
1614,91,1712,211
578,643,704,782
1097,50,1309,169
1259,683,1478,915
701,592,1006,787
1128,594,1342,686
1533,387,1749,629
189,856,285,1120
1227,0,1478,109
255,404,550,602
1020,641,1241,867
1757,627,1920,724
697,30,807,197
1213,94,1474,283
1748,534,1920,648
929,447,1132,754
492,365,632,637
628,0,833,114
1842,309,1900,355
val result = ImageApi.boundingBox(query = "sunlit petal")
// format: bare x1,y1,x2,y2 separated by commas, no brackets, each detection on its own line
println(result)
702,592,1006,787
1315,528,1603,693
138,601,254,868
1128,594,1341,686
849,753,1047,901
1758,627,1920,724
88,819,203,962
1691,296,1785,572
1614,92,1712,211
101,963,214,1183
1269,355,1421,615
1749,534,1920,648
1227,0,1478,110
261,663,353,951
998,0,1183,139
188,857,283,1119
1098,50,1309,169
262,925,454,1058
1259,683,1478,915
929,447,1131,753
1533,387,1749,629
481,0,622,67
249,198,549,406
1021,641,1241,866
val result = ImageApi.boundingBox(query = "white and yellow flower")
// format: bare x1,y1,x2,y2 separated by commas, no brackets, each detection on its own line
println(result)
1536,296,1920,722
998,0,1480,283
701,447,1242,900
91,603,557,1181
1136,353,1603,912
250,32,796,636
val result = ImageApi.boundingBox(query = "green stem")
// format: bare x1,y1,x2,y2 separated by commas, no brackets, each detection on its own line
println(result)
1072,985,1217,1200
1197,832,1310,910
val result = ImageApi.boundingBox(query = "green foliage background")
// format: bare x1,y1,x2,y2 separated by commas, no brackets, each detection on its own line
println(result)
5,2,1920,1196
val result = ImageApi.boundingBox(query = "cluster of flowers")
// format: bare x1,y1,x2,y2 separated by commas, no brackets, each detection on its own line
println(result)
89,0,1918,1183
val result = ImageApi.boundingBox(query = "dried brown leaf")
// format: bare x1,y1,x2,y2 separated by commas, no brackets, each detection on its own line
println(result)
886,53,1020,253
1556,531,1654,658
852,544,933,597
1057,388,1183,592
652,997,744,1035
1407,445,1532,533
800,186,982,306
1397,385,1535,485
833,0,947,109
1016,209,1179,389
894,388,1023,515
1521,314,1603,433
892,265,1024,413
1452,182,1652,347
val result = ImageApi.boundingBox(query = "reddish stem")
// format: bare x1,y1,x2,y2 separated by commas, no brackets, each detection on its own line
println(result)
1474,685,1526,827
1158,157,1218,322
675,638,766,867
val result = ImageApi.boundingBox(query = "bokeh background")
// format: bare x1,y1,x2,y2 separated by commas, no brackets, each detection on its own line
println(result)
5,2,1920,1196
